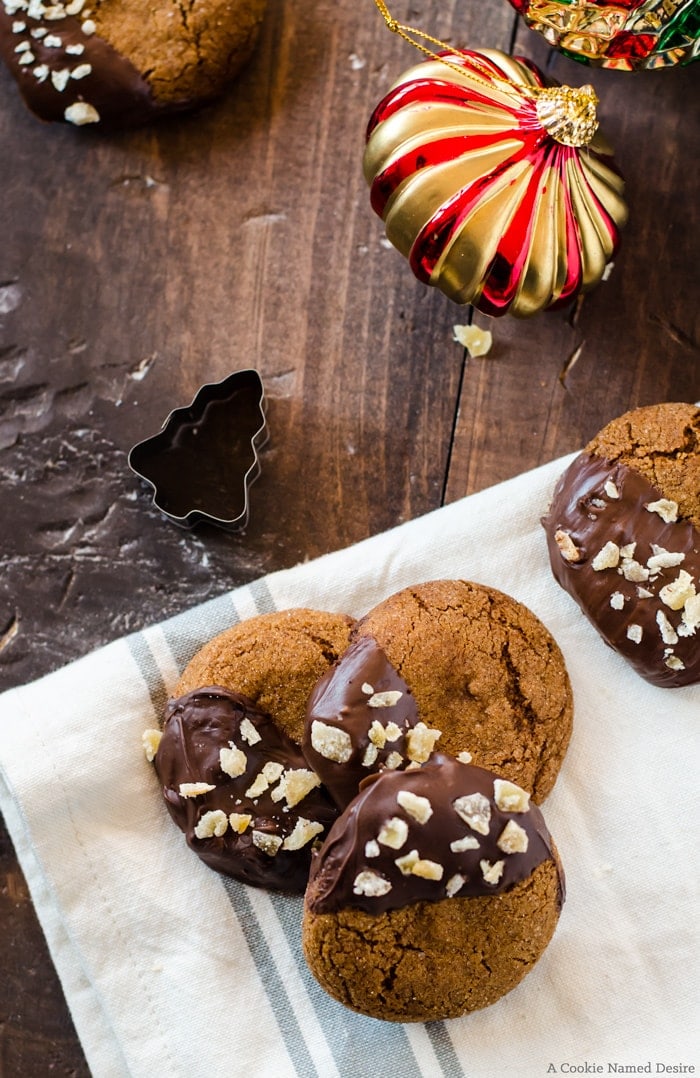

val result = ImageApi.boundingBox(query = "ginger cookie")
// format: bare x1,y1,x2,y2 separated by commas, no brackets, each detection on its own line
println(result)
146,686,338,892
176,608,355,746
543,402,700,687
0,0,266,127
302,754,564,1022
304,580,572,806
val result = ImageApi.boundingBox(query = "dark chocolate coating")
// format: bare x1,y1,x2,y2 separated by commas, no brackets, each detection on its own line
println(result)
303,635,424,808
306,754,561,915
154,686,339,892
543,453,700,687
0,7,175,127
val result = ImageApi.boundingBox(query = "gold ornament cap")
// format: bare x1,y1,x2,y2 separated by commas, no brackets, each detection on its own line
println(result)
535,84,599,147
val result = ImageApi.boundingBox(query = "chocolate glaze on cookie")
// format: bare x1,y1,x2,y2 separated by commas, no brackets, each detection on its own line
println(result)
306,754,563,915
339,580,573,802
0,0,266,127
0,5,164,127
154,686,338,892
303,635,441,809
543,453,700,687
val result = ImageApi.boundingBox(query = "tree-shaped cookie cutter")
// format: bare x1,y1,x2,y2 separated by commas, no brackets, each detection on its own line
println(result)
128,369,268,531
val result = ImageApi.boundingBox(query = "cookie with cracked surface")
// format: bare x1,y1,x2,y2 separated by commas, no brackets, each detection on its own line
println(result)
302,754,564,1021
304,580,572,807
175,608,356,746
543,402,700,687
0,0,266,127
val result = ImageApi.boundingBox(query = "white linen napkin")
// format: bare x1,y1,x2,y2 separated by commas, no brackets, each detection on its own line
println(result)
1,454,698,1078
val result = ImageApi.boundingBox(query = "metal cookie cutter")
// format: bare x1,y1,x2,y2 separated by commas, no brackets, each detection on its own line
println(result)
128,368,268,531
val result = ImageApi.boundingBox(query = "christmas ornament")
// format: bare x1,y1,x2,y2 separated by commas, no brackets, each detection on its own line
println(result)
507,0,700,71
364,47,628,317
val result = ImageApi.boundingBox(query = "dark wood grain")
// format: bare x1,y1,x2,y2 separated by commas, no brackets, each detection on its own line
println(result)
0,0,698,1071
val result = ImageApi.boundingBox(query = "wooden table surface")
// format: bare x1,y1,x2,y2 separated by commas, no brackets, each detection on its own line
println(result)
0,0,698,1071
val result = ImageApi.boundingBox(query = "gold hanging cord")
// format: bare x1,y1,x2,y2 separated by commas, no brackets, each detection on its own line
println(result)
372,0,600,147
373,0,489,78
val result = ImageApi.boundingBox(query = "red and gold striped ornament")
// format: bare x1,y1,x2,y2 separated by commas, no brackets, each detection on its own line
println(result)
363,48,628,317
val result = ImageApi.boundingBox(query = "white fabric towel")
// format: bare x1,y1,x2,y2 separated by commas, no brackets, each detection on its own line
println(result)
1,454,698,1078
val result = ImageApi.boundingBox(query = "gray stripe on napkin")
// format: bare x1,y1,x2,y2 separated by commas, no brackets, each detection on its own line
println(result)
127,592,240,711
160,592,243,674
155,579,276,680
127,633,170,716
221,879,321,1077
250,576,277,615
425,1022,465,1077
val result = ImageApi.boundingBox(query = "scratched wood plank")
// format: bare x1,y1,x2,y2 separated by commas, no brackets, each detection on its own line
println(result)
0,0,517,1070
0,0,515,694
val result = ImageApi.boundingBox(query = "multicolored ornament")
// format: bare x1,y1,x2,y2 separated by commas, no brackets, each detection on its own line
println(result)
507,0,700,71
364,49,628,318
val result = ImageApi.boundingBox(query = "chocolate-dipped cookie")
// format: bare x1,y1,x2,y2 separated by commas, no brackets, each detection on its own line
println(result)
543,402,700,687
148,686,338,892
304,580,573,807
0,0,266,127
302,754,564,1021
176,608,356,746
